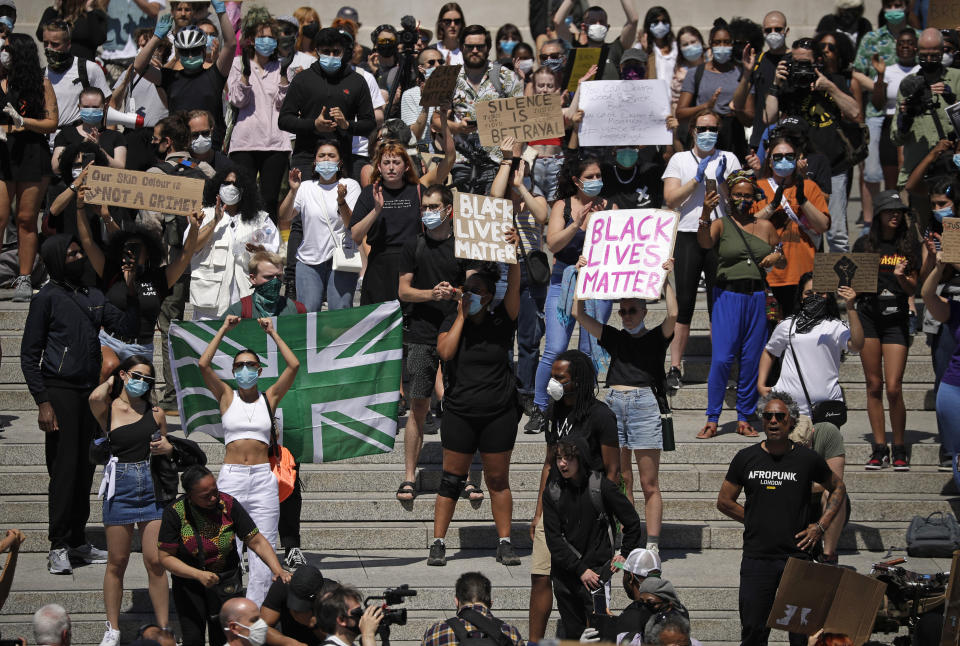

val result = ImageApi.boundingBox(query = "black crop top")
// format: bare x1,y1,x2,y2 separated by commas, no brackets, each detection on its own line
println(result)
110,408,159,462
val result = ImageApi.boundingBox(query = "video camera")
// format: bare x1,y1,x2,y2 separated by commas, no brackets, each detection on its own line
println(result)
349,585,417,628
783,55,821,92
397,15,419,50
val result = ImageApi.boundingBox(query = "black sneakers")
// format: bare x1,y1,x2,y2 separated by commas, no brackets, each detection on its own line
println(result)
496,541,520,566
524,406,547,434
865,444,890,470
427,539,446,566
891,444,910,471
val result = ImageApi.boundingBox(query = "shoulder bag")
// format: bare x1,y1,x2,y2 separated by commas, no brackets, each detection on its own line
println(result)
726,217,782,323
261,393,297,502
787,319,847,427
319,186,363,273
512,212,550,286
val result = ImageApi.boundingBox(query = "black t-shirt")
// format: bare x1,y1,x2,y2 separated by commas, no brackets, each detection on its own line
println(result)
440,302,517,415
546,399,619,472
725,442,833,559
804,152,833,196
161,66,228,146
350,182,421,255
749,52,786,149
103,267,169,341
398,234,472,345
54,127,125,158
853,236,912,313
598,323,672,387
778,74,852,173
262,580,321,646
600,149,665,209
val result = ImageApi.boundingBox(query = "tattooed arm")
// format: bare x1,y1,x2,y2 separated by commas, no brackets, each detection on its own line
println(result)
796,471,846,551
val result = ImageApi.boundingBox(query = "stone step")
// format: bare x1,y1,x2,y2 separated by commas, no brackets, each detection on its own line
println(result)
1,463,952,496
2,491,952,525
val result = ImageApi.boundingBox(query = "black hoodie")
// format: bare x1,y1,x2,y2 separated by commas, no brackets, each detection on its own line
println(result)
277,60,376,165
21,234,138,403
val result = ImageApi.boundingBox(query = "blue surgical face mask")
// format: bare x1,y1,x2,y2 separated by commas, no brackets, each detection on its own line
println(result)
317,54,342,73
79,108,103,125
581,178,603,196
421,209,446,229
953,154,960,170
254,36,277,56
650,22,671,39
624,321,646,334
884,9,906,23
0,17,13,31
696,131,718,152
468,296,484,315
125,377,150,397
681,43,703,61
499,40,518,55
234,366,259,389
934,206,955,222
315,160,339,179
712,46,733,63
773,158,797,177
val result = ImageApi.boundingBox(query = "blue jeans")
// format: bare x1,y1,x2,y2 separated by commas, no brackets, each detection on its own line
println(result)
937,383,960,491
295,259,358,311
491,262,548,396
707,288,767,422
826,172,849,252
533,263,612,410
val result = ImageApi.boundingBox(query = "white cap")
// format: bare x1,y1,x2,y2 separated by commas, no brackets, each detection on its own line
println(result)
616,548,662,577
835,0,863,9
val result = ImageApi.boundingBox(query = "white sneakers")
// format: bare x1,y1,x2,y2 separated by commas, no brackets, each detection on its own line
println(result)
98,622,120,646
69,543,109,564
47,548,72,575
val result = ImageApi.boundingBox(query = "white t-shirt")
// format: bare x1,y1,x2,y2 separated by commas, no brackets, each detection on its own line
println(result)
294,178,362,265
651,41,678,84
48,57,113,128
112,68,169,127
353,66,385,157
765,317,851,417
288,51,317,81
435,43,464,65
661,149,741,232
884,63,920,114
101,0,167,61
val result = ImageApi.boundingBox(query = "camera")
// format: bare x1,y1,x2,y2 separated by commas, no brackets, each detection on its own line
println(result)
785,56,818,90
397,15,419,49
349,585,417,627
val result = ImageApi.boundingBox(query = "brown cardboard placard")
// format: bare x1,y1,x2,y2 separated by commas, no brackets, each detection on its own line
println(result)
453,191,517,264
812,253,880,294
767,558,887,646
83,166,205,216
563,46,605,92
419,64,461,107
940,551,960,646
942,218,960,264
475,94,565,147
928,0,960,29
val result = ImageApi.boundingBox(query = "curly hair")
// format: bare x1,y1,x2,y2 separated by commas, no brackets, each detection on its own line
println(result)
555,153,602,200
815,30,855,73
58,141,109,187
757,389,800,426
4,34,47,120
202,165,263,223
241,5,279,61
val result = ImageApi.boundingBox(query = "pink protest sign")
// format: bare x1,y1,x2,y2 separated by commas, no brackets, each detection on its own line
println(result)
575,209,679,300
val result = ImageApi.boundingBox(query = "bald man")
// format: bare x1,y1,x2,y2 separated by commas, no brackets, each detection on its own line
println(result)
891,27,960,213
736,11,790,152
220,598,267,646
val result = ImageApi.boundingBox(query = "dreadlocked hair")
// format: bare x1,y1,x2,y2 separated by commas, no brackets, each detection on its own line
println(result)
549,349,599,427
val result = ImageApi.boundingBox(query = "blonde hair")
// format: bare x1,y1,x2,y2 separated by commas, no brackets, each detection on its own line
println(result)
293,6,321,52
248,251,285,276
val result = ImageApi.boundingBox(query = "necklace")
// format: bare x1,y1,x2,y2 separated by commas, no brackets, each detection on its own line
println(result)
613,165,637,185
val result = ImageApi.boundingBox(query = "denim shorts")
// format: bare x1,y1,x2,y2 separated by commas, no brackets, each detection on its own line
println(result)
605,387,662,450
102,459,164,526
532,156,563,202
99,329,155,362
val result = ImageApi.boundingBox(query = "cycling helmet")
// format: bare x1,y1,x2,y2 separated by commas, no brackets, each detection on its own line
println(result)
174,27,206,50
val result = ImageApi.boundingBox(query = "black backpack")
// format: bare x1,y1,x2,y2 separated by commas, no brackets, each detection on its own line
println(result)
906,512,960,557
155,158,209,248
545,470,613,559
444,608,513,646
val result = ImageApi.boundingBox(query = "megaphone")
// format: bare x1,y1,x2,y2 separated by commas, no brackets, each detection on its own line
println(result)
105,107,144,129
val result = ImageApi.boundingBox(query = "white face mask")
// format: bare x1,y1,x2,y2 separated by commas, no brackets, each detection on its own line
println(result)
191,134,212,154
219,183,242,206
944,52,955,67
71,165,83,179
587,24,609,42
229,619,268,646
547,377,566,401
0,50,10,69
764,31,786,50
515,58,534,74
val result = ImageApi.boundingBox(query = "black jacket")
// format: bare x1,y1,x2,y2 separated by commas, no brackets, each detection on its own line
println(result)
542,467,644,577
21,234,138,403
152,435,208,506
278,61,376,163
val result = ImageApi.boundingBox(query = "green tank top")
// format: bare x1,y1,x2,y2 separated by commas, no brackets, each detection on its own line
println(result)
716,218,774,282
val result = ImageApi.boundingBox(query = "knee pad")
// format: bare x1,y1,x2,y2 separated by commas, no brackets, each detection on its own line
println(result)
438,470,467,500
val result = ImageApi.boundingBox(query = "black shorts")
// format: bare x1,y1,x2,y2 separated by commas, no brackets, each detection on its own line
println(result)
859,308,910,346
440,407,519,454
403,342,439,400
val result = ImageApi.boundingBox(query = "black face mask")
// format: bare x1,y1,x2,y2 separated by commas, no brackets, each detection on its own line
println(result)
377,42,398,58
45,48,72,71
301,22,319,41
63,257,87,284
277,35,296,52
919,59,942,74
796,293,828,333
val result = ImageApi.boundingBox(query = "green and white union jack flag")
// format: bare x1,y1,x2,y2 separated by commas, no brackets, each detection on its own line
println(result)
169,301,403,463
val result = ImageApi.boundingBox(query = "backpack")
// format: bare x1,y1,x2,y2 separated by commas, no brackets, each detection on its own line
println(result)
444,608,513,646
74,57,91,91
545,470,613,559
156,159,209,248
906,512,960,557
239,296,306,318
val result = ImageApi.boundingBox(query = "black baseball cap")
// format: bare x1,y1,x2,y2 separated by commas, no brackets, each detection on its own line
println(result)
873,189,908,216
287,565,325,613
337,6,361,27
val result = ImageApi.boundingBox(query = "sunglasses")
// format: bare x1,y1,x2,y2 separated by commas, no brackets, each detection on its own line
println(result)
763,26,785,34
423,58,442,66
695,125,719,133
440,18,463,26
467,287,486,296
540,52,564,62
464,43,487,51
233,361,260,369
193,129,213,138
820,42,836,52
762,411,788,422
771,153,796,162
130,371,156,384
222,180,239,186
179,47,204,58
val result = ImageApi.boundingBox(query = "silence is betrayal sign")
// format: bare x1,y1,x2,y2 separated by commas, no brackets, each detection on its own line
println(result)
576,209,679,300
453,191,517,264
476,94,565,147
84,166,205,216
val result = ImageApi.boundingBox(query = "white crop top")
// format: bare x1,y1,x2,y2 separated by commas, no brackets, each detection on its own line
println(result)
222,391,273,445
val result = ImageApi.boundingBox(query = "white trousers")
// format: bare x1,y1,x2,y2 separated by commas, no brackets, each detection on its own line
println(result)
217,463,279,606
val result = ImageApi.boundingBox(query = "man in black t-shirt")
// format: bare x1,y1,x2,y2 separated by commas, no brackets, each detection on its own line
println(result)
261,565,332,646
395,185,473,502
528,349,620,643
717,391,846,646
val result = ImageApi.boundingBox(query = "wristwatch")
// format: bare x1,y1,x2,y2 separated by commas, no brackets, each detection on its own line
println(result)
68,184,78,193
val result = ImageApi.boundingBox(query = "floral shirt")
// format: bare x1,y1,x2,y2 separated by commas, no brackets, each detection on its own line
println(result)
451,62,523,163
158,492,258,574
854,25,918,118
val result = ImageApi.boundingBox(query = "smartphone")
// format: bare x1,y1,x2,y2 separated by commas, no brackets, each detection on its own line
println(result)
925,228,942,252
465,119,477,126
81,152,95,168
151,431,162,442
590,588,607,615
704,178,717,194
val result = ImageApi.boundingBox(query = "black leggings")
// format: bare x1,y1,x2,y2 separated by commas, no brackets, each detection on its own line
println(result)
229,150,289,222
171,574,229,646
278,463,302,549
674,231,717,325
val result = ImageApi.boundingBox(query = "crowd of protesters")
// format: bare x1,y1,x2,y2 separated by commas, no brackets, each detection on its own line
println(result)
7,0,960,643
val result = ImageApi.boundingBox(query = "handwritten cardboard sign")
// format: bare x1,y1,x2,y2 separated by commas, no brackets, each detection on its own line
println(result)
944,218,960,264
83,167,205,216
767,558,886,645
576,209,679,300
475,94,565,147
563,46,606,92
578,80,673,147
453,191,517,264
811,253,880,294
420,64,461,107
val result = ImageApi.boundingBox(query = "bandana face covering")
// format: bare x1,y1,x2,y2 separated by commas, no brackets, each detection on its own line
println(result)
795,293,828,333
